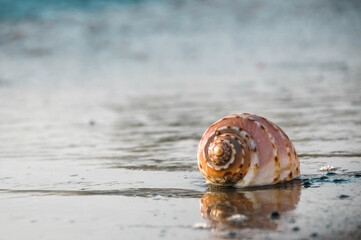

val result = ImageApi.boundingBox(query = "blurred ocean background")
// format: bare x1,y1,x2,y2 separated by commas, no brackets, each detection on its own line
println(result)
0,0,361,239
1,0,361,87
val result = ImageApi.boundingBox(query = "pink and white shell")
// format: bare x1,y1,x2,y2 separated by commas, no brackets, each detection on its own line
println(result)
197,113,300,187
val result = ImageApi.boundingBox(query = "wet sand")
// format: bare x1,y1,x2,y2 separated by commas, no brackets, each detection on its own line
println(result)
1,0,361,239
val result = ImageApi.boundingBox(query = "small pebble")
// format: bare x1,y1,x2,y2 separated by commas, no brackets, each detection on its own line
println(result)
193,223,209,229
320,176,328,180
319,165,337,171
311,232,318,237
339,194,350,199
89,120,95,126
303,182,311,188
326,172,337,176
333,179,346,183
227,214,248,222
270,211,280,219
355,174,361,178
292,226,300,231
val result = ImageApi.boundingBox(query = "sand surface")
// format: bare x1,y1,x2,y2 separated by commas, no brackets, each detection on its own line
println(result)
1,0,361,239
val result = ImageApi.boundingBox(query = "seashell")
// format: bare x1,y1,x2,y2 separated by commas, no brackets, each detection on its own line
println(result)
197,113,300,187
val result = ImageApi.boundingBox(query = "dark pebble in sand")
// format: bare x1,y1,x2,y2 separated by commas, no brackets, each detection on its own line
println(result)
326,172,337,176
355,174,361,178
89,120,95,126
292,226,300,231
320,176,328,180
303,182,311,188
270,211,280,219
227,232,237,237
333,179,346,183
311,233,318,237
339,194,350,199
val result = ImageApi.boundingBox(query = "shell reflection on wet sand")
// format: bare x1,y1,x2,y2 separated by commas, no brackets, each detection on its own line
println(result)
200,182,301,231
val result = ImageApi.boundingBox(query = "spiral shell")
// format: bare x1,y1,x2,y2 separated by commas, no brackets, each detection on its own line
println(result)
197,113,300,187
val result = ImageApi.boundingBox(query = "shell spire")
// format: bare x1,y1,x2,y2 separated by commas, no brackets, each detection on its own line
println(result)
197,113,300,187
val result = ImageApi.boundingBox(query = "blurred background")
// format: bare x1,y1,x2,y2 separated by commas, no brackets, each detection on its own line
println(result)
0,1,361,239
1,0,360,87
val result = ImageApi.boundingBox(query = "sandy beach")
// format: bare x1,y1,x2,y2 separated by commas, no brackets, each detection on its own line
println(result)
1,0,361,239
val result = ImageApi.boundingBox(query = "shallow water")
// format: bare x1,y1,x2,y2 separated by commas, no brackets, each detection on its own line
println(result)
1,0,361,239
